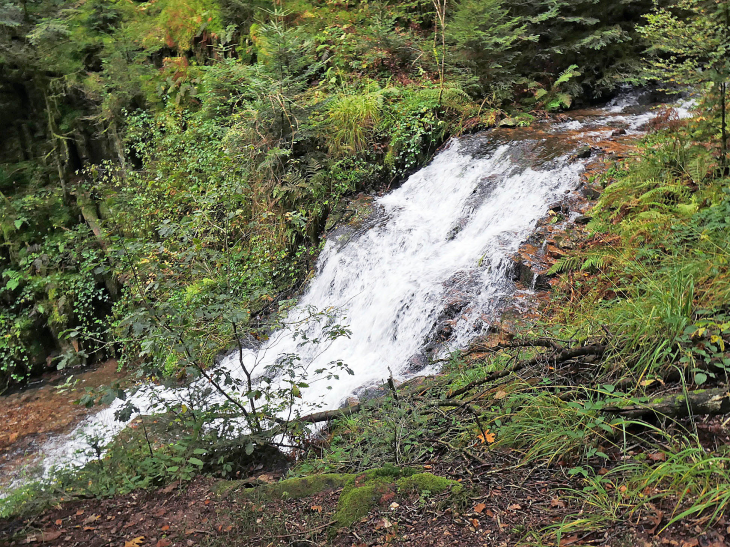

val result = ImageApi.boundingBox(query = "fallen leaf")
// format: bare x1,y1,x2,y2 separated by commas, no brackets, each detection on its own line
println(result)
374,518,393,530
310,505,322,513
494,390,507,400
507,504,522,511
598,468,609,475
159,483,177,494
485,510,495,518
559,535,581,546
83,514,100,524
83,527,96,531
380,492,396,505
550,498,566,509
423,465,432,470
38,530,62,542
75,510,84,517
471,518,480,528
476,431,496,444
124,537,145,547
156,540,172,547
647,509,663,535
681,539,699,547
473,503,487,514
647,452,666,462
389,502,400,510
160,525,169,531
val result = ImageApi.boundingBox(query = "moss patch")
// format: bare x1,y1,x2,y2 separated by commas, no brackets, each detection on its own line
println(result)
396,473,462,495
333,468,460,529
222,473,353,500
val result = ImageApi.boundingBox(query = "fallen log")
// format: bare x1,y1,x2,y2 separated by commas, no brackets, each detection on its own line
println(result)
297,403,363,424
604,387,730,419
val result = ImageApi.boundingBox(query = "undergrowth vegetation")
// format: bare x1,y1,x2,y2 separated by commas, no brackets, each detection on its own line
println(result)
2,0,730,544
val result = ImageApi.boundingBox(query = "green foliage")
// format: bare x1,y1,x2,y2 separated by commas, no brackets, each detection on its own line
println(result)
639,0,730,162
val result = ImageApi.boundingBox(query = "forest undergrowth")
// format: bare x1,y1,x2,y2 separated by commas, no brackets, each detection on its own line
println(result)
3,0,730,545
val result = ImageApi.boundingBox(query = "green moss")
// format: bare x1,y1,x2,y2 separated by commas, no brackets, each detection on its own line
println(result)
334,480,393,528
396,473,462,495
227,473,354,500
333,468,459,529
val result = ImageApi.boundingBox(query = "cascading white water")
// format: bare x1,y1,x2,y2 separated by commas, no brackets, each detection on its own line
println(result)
22,95,692,479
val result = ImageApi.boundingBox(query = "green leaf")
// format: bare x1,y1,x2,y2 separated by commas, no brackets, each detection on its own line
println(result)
694,372,708,385
188,457,204,467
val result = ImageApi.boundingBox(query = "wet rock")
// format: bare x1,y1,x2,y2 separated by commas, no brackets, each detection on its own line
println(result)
406,353,430,373
552,235,577,250
611,128,627,137
575,214,591,225
511,258,551,291
580,185,601,200
547,201,569,214
572,146,592,160
546,244,566,259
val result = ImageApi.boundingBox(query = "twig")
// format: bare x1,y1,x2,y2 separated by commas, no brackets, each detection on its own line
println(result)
431,438,489,466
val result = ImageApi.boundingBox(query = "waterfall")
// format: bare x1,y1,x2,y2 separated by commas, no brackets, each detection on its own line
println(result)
27,95,692,476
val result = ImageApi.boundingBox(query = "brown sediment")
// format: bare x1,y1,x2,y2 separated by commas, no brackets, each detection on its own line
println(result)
0,360,125,488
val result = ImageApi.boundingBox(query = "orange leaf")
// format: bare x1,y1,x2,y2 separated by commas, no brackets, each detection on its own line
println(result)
311,505,322,513
473,503,487,514
476,431,496,444
55,519,63,526
124,537,145,547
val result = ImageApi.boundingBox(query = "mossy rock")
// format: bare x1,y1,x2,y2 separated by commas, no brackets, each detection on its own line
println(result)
224,473,354,500
333,467,461,529
396,473,461,496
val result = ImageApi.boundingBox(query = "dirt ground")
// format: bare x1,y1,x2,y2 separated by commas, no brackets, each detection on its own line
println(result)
2,453,729,547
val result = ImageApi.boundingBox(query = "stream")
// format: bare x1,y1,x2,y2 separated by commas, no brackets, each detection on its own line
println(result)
2,92,694,490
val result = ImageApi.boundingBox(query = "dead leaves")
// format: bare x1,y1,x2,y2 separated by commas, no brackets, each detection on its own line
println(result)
476,430,496,444
473,502,487,514
124,537,145,547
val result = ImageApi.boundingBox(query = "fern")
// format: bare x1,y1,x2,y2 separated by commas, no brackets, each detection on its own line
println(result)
548,255,583,274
